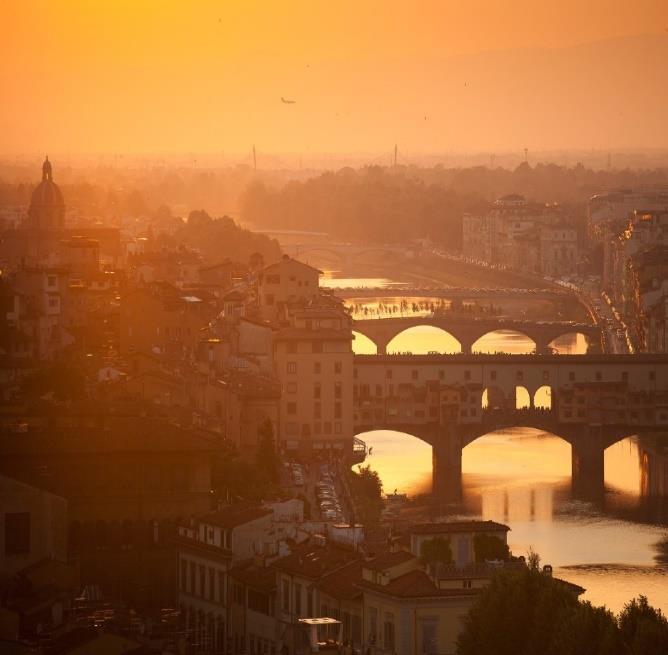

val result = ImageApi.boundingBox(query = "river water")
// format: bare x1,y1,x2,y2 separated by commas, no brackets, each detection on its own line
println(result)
332,271,668,615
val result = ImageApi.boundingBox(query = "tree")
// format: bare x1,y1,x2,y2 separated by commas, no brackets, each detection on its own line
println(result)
473,534,510,562
457,568,580,655
419,537,453,568
348,465,383,525
548,602,623,655
255,419,280,484
618,596,668,655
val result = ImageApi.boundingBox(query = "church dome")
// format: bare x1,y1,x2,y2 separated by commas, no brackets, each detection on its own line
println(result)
27,157,65,229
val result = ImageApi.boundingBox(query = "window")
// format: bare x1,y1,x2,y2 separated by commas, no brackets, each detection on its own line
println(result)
248,589,270,615
314,403,321,419
180,559,187,590
209,567,215,600
287,362,297,374
334,382,342,399
282,580,290,612
463,579,472,589
312,341,323,354
287,402,297,415
47,275,56,287
314,362,321,374
218,571,225,603
369,607,378,642
287,342,297,354
595,371,602,381
386,369,393,379
334,422,342,434
569,371,575,381
490,370,497,381
412,369,419,380
334,361,342,375
464,370,471,381
199,565,206,597
294,583,302,616
314,383,321,399
383,613,395,651
335,402,342,419
287,382,297,393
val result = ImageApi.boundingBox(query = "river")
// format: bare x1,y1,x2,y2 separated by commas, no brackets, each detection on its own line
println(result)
327,269,668,615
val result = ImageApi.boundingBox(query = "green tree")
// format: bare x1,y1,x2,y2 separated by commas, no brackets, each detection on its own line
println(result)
457,568,580,655
547,602,623,655
348,465,383,525
419,537,453,568
618,596,668,655
473,534,510,562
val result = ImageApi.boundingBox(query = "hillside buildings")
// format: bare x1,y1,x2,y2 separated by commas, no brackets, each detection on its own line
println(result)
589,187,668,352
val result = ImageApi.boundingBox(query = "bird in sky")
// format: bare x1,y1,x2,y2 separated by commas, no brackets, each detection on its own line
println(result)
281,97,296,104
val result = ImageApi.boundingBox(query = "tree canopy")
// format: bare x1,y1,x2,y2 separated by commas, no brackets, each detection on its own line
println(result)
457,567,668,655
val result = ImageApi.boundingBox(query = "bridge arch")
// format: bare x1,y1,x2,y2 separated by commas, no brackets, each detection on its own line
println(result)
534,385,552,410
386,325,462,354
515,386,531,409
352,330,378,355
481,386,506,410
547,331,591,354
293,247,346,265
472,329,536,354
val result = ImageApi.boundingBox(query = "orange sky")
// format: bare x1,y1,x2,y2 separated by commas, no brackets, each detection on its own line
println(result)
1,1,667,157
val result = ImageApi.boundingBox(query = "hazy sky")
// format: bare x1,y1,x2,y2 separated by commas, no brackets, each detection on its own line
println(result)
2,1,667,156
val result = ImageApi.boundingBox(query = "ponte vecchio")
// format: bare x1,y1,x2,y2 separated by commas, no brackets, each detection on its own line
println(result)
353,353,668,501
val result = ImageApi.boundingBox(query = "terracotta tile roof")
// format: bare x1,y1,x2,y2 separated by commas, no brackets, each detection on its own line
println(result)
272,543,360,580
409,520,509,535
359,569,480,599
364,550,415,572
317,561,363,601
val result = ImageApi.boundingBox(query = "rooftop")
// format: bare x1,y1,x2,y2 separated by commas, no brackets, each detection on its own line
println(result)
272,543,360,580
203,505,273,529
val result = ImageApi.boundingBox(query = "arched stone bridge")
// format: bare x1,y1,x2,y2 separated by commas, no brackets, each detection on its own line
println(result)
353,316,602,354
280,242,410,267
353,353,668,501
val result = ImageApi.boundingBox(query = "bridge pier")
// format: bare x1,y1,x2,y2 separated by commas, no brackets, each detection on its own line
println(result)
534,338,551,355
459,338,474,355
432,426,463,503
570,426,605,501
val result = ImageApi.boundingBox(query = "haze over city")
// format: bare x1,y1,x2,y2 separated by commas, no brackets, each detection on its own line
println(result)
2,1,668,157
2,3,668,655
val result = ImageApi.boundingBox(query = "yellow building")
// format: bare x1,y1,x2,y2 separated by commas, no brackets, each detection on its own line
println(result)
360,521,511,655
